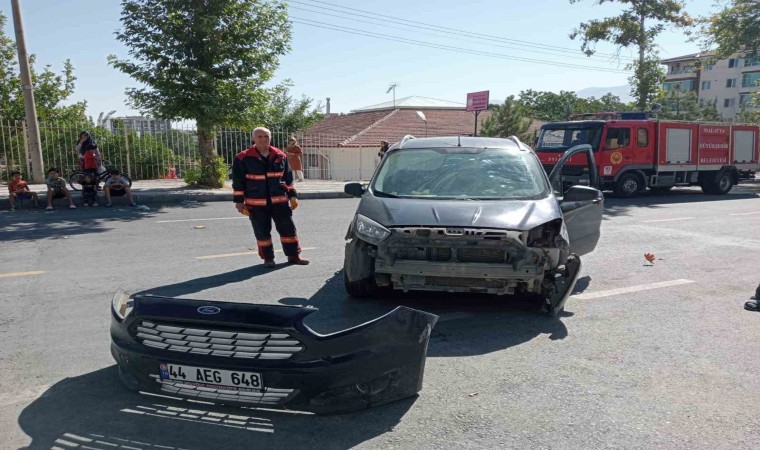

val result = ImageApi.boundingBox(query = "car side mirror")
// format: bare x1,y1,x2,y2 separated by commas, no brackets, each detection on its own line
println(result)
563,185,600,202
344,182,365,198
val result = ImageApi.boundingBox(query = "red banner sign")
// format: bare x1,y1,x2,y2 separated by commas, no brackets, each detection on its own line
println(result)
466,91,489,112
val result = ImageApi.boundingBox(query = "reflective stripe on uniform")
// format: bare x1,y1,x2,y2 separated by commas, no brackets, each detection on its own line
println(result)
281,184,295,191
233,190,245,196
266,172,284,178
271,195,289,204
246,174,266,180
257,239,273,247
245,198,268,206
280,236,299,244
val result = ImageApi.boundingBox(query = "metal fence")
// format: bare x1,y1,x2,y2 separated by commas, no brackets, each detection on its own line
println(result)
0,119,376,182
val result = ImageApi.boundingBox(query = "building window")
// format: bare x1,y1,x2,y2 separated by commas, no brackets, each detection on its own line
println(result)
662,80,695,92
704,62,714,71
726,78,737,88
740,94,756,108
729,59,738,68
744,56,760,67
637,128,648,147
724,98,736,108
741,73,760,88
701,80,711,90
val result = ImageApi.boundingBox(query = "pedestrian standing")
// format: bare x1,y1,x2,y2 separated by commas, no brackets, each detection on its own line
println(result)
232,127,309,267
378,140,389,159
286,137,304,182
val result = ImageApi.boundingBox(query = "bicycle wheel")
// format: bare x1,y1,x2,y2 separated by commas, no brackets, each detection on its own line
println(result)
68,172,85,191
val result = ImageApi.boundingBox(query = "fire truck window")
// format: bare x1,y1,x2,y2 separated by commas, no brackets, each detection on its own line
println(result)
605,128,630,149
637,128,649,147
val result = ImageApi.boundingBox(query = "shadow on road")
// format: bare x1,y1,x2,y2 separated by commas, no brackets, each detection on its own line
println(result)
0,202,210,243
279,270,571,358
133,264,287,298
18,366,415,450
603,187,759,218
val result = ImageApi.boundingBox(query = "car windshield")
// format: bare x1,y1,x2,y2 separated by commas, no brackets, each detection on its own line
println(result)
535,124,603,152
371,147,549,200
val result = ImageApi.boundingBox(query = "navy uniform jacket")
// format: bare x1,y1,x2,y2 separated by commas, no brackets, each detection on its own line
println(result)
232,145,297,207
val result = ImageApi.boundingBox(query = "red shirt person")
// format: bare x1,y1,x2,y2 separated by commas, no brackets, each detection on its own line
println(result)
7,171,39,210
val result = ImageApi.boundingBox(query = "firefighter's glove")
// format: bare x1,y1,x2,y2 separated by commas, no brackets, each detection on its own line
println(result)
290,198,299,210
236,203,250,216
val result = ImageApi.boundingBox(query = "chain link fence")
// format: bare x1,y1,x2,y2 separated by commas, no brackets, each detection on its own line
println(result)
0,119,377,182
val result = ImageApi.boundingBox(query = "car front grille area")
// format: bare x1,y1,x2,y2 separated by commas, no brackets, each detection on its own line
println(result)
392,245,509,264
153,375,296,405
134,321,304,360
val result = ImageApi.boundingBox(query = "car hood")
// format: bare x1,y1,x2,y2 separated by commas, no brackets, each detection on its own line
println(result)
357,194,562,231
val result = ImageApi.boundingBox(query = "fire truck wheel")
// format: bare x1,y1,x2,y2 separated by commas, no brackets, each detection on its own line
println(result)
712,171,733,195
614,173,643,198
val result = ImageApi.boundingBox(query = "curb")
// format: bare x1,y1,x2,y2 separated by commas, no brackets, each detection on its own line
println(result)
1,190,352,210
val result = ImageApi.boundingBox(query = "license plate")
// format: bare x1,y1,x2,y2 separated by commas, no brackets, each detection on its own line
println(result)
159,362,262,390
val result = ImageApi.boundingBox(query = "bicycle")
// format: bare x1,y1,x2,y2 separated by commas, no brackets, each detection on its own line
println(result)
68,160,133,191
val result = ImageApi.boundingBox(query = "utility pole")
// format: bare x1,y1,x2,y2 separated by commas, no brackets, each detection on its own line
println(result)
11,0,44,182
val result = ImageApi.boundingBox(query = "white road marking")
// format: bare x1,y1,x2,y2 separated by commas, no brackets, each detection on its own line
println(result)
641,217,694,223
571,279,695,300
157,216,246,223
729,211,760,216
196,247,317,260
0,270,45,278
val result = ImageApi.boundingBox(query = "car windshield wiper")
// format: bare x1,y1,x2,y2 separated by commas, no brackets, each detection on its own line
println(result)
373,190,400,198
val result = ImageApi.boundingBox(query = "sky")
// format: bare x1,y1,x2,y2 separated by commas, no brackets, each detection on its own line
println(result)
1,0,718,121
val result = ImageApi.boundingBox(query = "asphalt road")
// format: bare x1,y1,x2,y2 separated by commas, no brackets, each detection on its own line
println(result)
1,186,760,449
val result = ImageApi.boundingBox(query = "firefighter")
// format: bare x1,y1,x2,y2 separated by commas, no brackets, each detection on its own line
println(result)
233,127,309,267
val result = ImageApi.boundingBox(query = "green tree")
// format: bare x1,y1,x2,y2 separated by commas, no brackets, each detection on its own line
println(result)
0,12,86,122
627,53,666,110
480,96,532,141
266,80,323,135
700,99,723,121
569,0,693,110
108,0,292,188
660,86,700,120
700,0,760,58
518,90,580,121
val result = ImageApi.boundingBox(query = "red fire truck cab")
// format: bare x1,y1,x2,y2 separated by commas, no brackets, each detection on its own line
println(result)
535,118,760,197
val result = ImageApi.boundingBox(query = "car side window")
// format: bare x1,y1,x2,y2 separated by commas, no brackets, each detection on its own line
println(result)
605,128,630,149
637,128,649,147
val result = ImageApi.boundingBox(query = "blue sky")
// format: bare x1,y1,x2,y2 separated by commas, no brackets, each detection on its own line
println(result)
1,0,716,120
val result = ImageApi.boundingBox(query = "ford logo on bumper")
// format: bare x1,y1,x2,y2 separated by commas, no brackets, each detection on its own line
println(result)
197,306,221,315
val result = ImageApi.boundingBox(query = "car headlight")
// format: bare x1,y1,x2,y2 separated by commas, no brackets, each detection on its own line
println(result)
354,214,391,244
527,219,566,247
112,290,134,320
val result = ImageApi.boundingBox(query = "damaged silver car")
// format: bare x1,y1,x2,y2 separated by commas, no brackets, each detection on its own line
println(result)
343,136,603,315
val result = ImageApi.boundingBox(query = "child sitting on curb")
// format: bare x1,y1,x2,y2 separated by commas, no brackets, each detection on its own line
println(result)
7,171,39,210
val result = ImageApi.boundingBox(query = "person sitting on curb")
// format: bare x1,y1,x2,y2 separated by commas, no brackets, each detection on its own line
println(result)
45,168,76,210
7,171,39,210
103,169,136,207
744,283,760,312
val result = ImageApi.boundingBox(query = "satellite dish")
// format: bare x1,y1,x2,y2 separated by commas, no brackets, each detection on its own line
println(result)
416,111,427,122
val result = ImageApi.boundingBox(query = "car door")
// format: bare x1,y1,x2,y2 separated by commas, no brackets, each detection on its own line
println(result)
548,145,604,256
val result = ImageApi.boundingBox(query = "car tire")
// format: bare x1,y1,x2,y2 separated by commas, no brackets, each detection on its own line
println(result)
343,269,378,297
614,172,643,198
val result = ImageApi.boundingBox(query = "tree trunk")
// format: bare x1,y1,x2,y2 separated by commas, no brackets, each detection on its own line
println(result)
637,13,647,111
197,124,223,188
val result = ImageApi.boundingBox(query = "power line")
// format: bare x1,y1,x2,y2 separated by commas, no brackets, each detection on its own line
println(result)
290,5,631,65
291,0,634,61
291,18,631,74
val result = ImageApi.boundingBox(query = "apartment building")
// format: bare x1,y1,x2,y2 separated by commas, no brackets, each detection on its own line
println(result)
662,52,760,119
110,116,172,134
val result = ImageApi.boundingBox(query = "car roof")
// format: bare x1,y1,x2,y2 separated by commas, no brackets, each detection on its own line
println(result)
391,136,531,151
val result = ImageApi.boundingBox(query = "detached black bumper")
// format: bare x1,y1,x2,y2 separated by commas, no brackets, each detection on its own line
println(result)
110,293,438,415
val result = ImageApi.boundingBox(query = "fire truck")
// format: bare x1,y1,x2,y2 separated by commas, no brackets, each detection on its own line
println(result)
534,113,760,197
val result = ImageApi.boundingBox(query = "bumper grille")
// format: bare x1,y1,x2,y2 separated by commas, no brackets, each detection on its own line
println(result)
456,248,507,263
156,377,295,405
426,277,506,288
135,321,303,360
